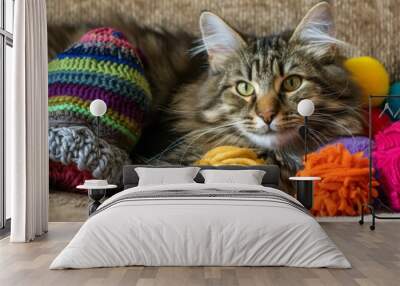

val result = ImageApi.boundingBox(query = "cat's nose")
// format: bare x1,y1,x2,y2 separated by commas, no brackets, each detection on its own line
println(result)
258,110,276,124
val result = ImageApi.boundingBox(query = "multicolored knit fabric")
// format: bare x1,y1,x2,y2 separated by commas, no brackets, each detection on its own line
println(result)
49,160,94,193
48,27,151,151
49,126,131,188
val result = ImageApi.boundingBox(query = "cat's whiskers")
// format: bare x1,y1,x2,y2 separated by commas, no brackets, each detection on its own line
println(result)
312,112,357,133
212,127,246,147
158,106,201,115
146,123,234,163
147,120,244,163
314,107,353,115
146,137,189,163
308,115,355,138
178,120,247,163
306,128,328,147
178,126,239,163
307,127,330,144
321,82,350,99
276,119,326,148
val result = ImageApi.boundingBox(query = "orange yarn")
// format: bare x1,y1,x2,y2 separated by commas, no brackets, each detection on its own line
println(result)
297,144,379,216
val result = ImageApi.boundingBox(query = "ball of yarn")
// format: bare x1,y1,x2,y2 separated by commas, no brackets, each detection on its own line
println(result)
297,144,379,216
48,27,152,151
48,126,131,189
195,146,265,166
387,82,400,120
49,161,93,192
364,107,392,137
373,121,400,211
327,136,371,156
327,136,381,179
344,56,389,106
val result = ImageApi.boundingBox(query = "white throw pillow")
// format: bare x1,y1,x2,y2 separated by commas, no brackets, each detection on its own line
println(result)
135,167,200,186
200,169,266,185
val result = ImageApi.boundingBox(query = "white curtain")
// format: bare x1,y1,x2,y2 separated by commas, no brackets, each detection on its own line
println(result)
8,0,49,242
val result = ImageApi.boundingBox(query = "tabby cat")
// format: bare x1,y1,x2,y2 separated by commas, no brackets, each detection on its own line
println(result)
48,2,364,193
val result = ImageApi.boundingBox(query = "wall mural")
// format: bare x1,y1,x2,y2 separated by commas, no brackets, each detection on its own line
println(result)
47,3,400,217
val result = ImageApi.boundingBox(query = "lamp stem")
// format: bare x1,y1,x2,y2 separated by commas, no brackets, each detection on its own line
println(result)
97,116,100,163
304,116,308,164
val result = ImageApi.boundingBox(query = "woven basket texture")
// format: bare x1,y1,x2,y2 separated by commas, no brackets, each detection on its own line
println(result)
47,0,399,80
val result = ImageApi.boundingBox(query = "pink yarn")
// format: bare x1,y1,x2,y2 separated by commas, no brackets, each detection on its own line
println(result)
80,27,137,51
373,121,400,211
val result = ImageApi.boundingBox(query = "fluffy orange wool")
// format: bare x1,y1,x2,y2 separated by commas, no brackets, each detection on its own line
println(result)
297,144,379,216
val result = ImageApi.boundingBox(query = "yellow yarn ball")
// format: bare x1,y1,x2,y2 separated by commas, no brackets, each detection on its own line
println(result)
195,146,265,166
344,56,389,106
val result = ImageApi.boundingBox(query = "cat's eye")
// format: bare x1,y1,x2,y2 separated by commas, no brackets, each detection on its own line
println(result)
236,81,255,97
282,75,303,92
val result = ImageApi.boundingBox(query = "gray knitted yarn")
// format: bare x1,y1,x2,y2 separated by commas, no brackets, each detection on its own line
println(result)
49,126,131,184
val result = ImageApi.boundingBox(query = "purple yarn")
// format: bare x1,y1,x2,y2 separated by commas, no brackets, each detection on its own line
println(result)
48,83,144,123
324,136,373,157
324,136,382,179
321,136,382,183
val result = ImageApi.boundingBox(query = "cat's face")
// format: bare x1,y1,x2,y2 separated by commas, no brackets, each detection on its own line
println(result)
193,2,363,151
209,36,318,150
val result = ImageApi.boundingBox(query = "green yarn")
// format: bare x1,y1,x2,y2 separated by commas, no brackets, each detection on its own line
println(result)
48,96,140,131
49,58,151,98
49,27,150,157
48,72,151,109
48,104,139,143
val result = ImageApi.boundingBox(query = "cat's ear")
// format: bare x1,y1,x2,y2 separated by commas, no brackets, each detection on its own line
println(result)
196,12,246,70
290,2,344,55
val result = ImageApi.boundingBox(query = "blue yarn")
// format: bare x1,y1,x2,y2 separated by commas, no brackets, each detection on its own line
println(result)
387,82,400,120
48,71,151,109
59,48,145,75
65,42,143,65
111,31,124,38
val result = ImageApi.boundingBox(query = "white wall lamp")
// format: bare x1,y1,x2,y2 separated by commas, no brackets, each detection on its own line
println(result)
291,99,318,210
89,99,107,161
297,99,315,163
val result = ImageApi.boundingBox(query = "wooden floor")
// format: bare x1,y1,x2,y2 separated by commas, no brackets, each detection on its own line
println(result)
0,222,399,286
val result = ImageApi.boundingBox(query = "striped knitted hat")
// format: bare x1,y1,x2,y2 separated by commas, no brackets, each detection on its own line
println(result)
48,27,151,151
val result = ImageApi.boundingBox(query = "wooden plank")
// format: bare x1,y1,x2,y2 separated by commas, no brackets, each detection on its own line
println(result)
0,222,399,286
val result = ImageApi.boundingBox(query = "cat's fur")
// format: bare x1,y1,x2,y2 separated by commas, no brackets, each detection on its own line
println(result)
48,2,364,194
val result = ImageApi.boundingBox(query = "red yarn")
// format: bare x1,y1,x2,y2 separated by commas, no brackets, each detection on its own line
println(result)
49,160,93,192
373,121,400,212
364,107,392,137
